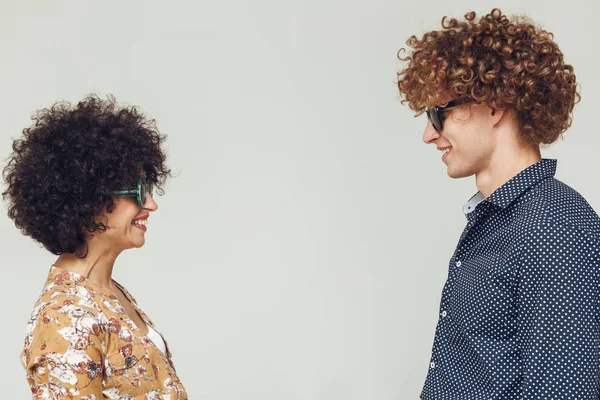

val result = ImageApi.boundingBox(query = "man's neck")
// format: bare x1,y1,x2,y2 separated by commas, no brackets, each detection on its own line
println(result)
475,141,542,198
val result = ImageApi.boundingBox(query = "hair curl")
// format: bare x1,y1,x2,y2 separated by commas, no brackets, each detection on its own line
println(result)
2,94,171,255
397,8,580,145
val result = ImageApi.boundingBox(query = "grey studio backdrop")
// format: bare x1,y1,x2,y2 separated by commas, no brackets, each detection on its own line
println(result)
1,0,598,398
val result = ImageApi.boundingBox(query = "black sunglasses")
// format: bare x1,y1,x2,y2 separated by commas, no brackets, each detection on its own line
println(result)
425,100,462,132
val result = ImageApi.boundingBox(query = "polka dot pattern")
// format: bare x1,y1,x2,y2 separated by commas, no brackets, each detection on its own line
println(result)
421,159,600,399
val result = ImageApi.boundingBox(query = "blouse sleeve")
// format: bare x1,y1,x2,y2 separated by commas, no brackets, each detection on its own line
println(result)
21,300,105,399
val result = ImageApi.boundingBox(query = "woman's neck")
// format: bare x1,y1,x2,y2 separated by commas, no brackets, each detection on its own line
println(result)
54,245,121,290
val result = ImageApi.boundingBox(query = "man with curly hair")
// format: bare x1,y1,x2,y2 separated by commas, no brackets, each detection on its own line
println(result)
397,8,600,399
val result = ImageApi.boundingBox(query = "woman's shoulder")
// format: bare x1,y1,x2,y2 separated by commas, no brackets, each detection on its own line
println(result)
22,269,111,370
36,267,109,311
25,267,116,338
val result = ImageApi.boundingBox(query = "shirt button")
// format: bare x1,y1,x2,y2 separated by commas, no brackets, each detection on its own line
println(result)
430,362,436,369
441,311,447,318
456,261,462,267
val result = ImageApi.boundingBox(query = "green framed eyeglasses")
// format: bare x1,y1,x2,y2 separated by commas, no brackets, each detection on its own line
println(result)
114,176,154,207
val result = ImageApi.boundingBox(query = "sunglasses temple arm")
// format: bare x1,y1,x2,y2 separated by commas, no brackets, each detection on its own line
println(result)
114,188,138,196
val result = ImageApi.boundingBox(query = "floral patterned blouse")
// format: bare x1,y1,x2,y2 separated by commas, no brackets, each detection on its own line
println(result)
21,266,187,399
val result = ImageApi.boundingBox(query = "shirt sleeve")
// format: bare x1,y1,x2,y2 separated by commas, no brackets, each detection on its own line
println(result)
517,222,600,398
22,301,105,399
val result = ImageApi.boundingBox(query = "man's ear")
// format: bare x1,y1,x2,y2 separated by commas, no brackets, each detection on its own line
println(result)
490,107,507,127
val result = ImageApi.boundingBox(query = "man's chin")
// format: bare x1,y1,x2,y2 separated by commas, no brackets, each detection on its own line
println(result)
446,167,473,179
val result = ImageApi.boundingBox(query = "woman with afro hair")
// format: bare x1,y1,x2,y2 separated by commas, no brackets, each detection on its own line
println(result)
3,95,187,399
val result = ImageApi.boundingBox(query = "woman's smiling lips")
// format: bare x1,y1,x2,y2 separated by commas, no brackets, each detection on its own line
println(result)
132,215,148,232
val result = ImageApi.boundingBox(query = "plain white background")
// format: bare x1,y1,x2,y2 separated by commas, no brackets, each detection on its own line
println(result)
1,0,599,398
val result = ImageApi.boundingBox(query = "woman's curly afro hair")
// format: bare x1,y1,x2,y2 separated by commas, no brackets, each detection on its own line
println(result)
397,8,580,145
2,94,171,255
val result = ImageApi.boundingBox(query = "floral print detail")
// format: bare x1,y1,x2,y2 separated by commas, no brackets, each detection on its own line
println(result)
22,267,187,399
87,362,102,379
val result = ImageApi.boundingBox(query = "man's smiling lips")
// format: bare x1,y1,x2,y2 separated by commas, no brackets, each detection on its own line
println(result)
438,146,453,160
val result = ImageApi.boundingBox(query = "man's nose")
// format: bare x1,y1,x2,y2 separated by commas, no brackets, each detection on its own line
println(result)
423,120,441,144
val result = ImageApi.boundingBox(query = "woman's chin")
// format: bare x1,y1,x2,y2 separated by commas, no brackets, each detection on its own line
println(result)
121,237,146,250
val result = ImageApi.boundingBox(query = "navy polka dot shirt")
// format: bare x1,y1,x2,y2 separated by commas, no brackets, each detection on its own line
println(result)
421,159,600,399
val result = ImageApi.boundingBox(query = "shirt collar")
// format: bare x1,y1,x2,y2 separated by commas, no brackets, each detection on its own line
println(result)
463,192,485,215
464,159,557,214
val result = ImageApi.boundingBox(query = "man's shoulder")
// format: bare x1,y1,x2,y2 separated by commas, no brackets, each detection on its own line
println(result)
523,177,600,237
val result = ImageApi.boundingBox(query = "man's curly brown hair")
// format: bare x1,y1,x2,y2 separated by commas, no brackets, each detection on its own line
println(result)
396,8,580,145
2,94,171,255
